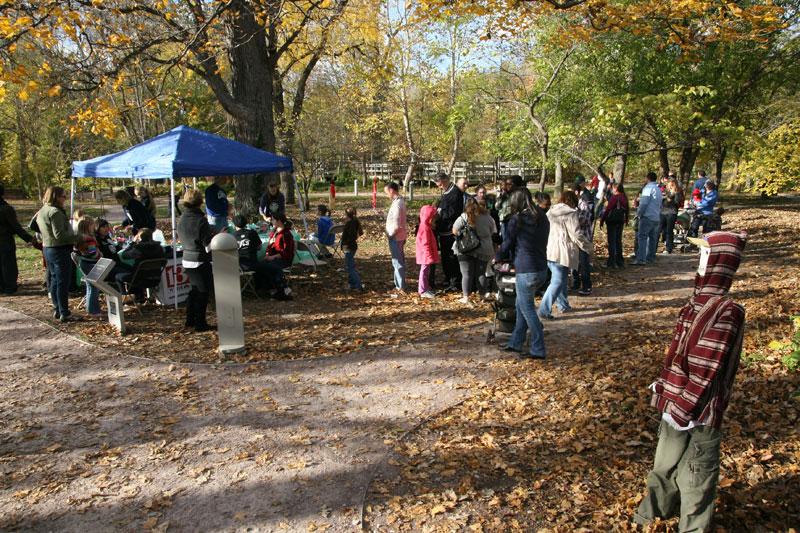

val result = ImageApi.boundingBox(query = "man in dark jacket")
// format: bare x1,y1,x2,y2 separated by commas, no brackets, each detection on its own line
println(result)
434,172,464,291
0,186,41,294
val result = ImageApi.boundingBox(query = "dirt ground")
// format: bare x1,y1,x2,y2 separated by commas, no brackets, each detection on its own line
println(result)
0,305,503,532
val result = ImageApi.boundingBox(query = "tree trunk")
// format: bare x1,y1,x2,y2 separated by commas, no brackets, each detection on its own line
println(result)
613,153,627,188
537,135,548,192
658,146,670,177
678,145,700,191
400,85,416,192
554,156,563,197
226,0,276,216
15,99,30,198
714,144,727,189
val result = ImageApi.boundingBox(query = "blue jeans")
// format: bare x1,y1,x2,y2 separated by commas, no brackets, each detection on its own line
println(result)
80,259,101,314
44,246,73,318
388,238,406,290
606,223,624,267
209,215,228,233
508,270,547,357
637,216,660,263
539,261,570,317
344,250,362,289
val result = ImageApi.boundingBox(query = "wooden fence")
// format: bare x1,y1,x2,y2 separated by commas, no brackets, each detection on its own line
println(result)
328,161,541,185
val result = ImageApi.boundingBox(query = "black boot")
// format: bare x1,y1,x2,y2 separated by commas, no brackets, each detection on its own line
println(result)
194,291,213,332
184,290,196,329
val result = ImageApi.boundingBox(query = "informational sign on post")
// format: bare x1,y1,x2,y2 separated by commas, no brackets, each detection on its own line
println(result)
83,258,126,334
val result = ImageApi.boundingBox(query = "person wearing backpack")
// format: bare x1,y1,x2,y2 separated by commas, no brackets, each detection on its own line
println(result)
452,198,496,304
599,183,630,269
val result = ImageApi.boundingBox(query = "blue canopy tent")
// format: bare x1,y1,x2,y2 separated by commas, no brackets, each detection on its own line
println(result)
71,125,299,309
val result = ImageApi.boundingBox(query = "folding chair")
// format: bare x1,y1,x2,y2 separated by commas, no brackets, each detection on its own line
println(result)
120,258,167,315
294,241,327,272
70,252,87,310
328,224,345,260
239,267,260,300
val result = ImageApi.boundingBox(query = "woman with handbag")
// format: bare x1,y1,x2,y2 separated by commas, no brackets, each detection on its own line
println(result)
452,198,496,304
599,183,629,268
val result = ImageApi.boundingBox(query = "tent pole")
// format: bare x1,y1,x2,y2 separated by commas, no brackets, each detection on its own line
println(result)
293,172,308,236
70,177,75,217
170,177,178,311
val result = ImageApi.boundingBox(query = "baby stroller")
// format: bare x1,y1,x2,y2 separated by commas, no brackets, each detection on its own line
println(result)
674,208,693,249
486,262,517,342
678,206,725,253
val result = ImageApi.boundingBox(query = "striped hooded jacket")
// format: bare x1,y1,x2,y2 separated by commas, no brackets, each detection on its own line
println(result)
650,231,747,429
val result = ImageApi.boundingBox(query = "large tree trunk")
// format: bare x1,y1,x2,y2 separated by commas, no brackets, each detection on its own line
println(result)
658,145,670,177
678,145,700,191
537,135,548,192
226,0,276,216
613,153,627,188
714,144,727,188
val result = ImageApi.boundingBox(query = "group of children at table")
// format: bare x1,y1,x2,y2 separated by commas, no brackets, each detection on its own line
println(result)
72,214,164,317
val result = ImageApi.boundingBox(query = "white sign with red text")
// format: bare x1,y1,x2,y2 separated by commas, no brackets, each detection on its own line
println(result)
155,258,191,305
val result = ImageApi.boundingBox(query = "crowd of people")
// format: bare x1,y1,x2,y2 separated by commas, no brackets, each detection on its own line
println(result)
0,168,722,336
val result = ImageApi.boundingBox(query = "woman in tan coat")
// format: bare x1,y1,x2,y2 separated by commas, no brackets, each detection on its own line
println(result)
538,190,593,319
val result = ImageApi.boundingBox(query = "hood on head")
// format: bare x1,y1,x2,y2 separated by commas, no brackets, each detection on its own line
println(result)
419,204,437,227
548,203,576,217
693,231,747,297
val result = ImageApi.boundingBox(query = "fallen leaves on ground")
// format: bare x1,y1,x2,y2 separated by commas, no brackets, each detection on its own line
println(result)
362,198,800,532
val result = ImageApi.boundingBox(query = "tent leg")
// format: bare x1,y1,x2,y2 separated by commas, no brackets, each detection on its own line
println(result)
170,178,178,311
70,178,75,217
293,172,308,236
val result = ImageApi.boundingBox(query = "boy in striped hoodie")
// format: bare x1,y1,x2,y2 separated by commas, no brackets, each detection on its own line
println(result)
634,231,747,532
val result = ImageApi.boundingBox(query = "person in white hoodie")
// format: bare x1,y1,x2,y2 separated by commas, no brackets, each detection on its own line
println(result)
538,190,594,319
384,182,407,292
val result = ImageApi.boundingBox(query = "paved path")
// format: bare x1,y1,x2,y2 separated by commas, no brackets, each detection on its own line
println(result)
0,306,500,532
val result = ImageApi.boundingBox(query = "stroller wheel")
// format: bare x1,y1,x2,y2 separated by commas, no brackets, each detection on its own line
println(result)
486,330,495,343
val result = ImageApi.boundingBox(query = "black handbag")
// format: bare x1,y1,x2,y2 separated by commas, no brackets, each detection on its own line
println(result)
606,206,625,224
456,223,481,254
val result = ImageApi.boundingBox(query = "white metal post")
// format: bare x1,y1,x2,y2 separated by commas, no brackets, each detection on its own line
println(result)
293,172,309,236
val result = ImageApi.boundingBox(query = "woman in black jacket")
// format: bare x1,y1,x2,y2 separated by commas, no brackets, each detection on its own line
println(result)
177,189,214,331
114,189,156,235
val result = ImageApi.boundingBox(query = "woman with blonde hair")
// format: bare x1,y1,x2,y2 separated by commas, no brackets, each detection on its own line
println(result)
659,177,683,254
177,188,214,331
135,185,157,218
36,186,83,322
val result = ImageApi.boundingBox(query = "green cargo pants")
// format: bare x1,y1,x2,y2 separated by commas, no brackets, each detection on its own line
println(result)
634,418,721,532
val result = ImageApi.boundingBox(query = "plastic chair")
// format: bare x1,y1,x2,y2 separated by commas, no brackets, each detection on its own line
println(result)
239,267,260,300
121,258,167,314
70,252,87,310
294,241,327,272
328,224,345,260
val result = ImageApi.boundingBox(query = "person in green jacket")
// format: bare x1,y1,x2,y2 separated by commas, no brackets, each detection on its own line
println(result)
36,186,83,322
